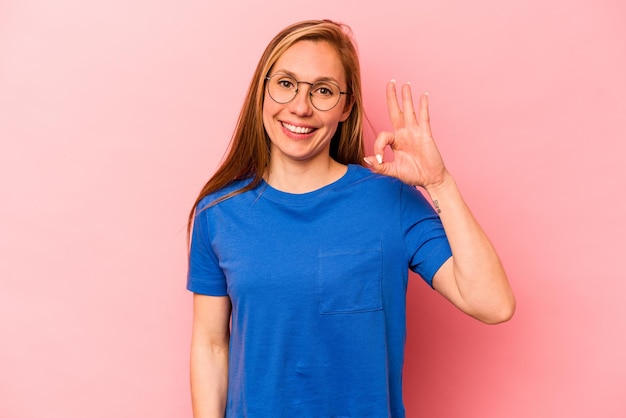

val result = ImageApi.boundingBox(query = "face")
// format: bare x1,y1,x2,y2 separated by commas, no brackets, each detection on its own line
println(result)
263,40,352,166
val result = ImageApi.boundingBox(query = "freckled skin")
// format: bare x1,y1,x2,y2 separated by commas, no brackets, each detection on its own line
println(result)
262,41,351,166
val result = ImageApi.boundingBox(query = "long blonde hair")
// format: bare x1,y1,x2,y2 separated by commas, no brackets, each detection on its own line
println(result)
188,20,365,233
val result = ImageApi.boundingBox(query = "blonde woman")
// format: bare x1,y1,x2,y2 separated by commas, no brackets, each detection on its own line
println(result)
187,19,515,418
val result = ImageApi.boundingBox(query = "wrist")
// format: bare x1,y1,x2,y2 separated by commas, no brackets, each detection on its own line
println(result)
421,171,464,216
422,170,454,194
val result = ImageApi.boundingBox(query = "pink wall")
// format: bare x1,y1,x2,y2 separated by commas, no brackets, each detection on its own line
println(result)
1,0,624,417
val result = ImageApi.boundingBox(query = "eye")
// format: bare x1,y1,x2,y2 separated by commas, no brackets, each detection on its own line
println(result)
276,78,296,90
312,83,336,97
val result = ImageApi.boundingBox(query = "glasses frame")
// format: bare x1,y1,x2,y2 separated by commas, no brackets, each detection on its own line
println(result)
264,73,348,111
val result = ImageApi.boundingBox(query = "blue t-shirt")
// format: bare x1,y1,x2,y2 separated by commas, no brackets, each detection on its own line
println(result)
188,164,452,418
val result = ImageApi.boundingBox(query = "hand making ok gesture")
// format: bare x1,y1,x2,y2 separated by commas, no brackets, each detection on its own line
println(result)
365,81,450,190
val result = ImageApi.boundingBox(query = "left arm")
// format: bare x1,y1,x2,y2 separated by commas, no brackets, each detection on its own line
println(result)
425,174,515,324
365,81,515,324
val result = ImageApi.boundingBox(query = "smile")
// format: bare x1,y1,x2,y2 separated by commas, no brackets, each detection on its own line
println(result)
281,122,316,134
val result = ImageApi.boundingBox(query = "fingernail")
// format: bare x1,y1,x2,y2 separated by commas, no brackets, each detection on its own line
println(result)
363,157,373,166
376,154,383,164
390,79,396,84
424,91,429,96
406,81,411,85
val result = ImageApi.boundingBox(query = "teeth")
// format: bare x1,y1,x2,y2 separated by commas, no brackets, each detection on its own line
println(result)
283,122,314,134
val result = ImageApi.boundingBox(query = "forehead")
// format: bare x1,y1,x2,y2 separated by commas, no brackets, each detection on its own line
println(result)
273,40,346,84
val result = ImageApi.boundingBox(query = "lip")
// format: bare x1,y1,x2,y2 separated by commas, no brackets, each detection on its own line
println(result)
280,121,317,139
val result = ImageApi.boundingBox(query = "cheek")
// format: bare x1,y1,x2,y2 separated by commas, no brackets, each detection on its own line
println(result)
262,97,283,141
262,91,282,115
262,97,274,129
324,110,347,129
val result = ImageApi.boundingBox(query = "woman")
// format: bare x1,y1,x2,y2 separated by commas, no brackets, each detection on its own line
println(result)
187,19,515,418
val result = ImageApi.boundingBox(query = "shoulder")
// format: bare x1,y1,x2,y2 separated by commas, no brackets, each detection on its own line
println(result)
345,165,434,211
346,164,403,187
195,178,257,212
343,164,410,197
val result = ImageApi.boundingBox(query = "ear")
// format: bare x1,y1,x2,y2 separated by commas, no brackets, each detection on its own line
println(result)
339,95,354,122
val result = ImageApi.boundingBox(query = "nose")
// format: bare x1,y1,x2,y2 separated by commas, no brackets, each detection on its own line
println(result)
288,82,314,116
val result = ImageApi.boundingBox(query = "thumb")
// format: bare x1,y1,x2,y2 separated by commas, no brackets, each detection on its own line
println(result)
363,154,393,176
364,131,394,173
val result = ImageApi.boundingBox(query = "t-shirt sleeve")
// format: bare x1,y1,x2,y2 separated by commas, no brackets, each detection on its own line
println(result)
187,204,228,296
400,183,452,287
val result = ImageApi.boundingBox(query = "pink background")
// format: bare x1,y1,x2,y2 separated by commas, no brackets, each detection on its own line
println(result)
1,0,625,417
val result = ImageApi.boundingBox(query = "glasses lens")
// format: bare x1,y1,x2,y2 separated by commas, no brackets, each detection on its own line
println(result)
310,81,341,111
267,74,297,104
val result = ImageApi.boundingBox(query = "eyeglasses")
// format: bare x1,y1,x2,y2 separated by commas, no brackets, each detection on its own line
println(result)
265,73,347,111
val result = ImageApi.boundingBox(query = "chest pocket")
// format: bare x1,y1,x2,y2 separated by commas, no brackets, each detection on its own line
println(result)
317,246,382,314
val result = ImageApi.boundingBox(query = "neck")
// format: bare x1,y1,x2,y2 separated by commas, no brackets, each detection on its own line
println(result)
265,156,347,194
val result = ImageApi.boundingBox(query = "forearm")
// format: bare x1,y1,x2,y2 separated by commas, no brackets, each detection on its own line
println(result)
426,172,515,323
190,340,229,418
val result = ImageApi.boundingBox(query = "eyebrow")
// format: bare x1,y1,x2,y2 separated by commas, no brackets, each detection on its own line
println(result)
271,69,341,85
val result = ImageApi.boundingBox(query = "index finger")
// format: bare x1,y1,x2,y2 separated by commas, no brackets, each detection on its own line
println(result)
386,80,405,130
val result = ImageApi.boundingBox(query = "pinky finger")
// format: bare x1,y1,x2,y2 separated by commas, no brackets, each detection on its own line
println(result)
419,93,432,134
